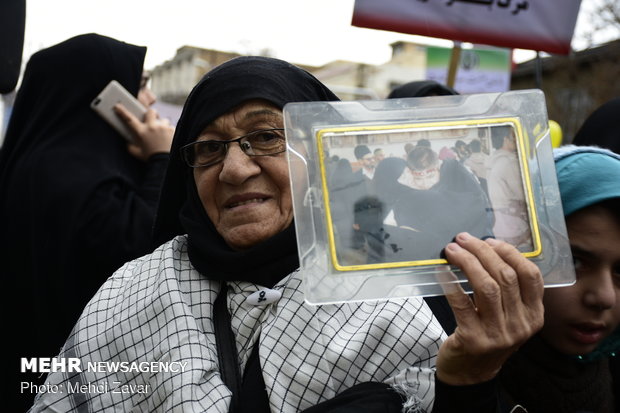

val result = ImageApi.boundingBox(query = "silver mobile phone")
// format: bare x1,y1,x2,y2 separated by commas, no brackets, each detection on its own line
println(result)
91,80,147,143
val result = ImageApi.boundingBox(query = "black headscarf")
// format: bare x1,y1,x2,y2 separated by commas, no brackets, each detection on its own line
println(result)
153,56,339,287
572,97,620,154
387,80,458,99
0,33,161,410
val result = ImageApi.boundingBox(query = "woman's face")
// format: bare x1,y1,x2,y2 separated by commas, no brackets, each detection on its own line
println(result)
192,99,293,250
540,205,620,356
138,73,156,107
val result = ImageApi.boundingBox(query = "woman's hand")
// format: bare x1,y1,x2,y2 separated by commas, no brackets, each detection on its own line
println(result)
436,232,544,385
114,103,174,161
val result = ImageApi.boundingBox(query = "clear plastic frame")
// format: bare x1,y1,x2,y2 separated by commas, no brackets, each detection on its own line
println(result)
284,89,575,304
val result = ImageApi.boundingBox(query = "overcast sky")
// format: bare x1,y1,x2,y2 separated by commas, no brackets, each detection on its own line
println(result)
22,0,606,72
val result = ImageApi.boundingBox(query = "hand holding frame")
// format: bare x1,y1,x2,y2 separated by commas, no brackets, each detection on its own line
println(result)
436,232,544,385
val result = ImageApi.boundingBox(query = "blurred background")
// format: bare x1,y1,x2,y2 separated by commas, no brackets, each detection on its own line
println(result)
1,0,619,145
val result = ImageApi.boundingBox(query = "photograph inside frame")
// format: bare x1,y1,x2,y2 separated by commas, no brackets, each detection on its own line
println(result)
317,118,542,271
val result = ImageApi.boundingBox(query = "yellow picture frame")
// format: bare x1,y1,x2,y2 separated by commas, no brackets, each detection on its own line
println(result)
315,117,543,272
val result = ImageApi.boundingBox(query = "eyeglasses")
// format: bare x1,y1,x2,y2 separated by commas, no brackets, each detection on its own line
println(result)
180,128,286,168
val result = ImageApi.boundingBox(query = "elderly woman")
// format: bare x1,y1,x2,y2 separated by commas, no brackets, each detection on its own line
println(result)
31,57,543,412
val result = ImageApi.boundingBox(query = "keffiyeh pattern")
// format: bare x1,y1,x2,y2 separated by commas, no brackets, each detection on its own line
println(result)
31,236,442,412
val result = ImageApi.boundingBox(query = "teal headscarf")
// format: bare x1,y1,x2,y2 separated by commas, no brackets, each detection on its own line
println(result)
554,145,620,216
554,145,620,361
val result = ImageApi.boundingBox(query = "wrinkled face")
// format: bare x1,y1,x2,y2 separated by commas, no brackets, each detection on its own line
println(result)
192,99,293,250
540,205,620,356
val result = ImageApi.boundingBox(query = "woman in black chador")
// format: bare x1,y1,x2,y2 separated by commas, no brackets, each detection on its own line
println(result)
358,157,443,264
0,33,173,410
373,151,494,260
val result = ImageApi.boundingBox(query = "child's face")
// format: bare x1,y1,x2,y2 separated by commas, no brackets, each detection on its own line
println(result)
540,204,620,356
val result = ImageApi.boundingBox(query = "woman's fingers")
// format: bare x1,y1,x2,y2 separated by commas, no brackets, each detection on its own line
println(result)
437,269,478,329
485,237,544,309
483,237,545,341
143,107,158,123
114,105,174,160
114,103,143,135
444,234,504,326
454,234,524,321
463,234,543,340
437,233,545,385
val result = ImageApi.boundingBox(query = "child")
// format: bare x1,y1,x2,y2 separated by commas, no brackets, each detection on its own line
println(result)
498,145,620,412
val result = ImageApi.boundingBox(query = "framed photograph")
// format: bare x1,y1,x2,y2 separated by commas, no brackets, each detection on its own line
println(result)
315,118,542,272
284,90,575,304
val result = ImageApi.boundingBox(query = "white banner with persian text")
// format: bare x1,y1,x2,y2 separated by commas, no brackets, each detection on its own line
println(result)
352,0,582,55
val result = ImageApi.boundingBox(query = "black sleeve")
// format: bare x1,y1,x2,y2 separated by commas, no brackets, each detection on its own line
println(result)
432,374,500,413
75,153,169,274
439,159,481,192
301,382,405,413
139,153,170,202
291,376,501,413
423,295,457,335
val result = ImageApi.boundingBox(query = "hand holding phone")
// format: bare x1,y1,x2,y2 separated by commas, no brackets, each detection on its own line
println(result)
91,80,147,143
119,106,175,161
